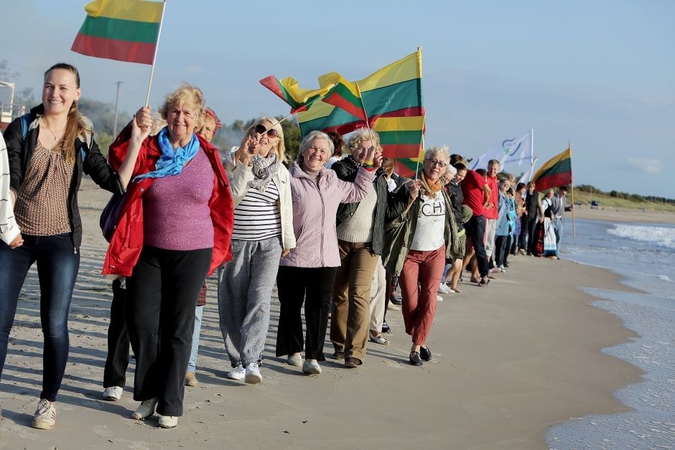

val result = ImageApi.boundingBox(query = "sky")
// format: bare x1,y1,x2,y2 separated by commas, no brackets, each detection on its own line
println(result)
1,0,673,197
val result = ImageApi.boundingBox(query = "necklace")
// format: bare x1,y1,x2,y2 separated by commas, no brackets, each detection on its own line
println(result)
42,119,65,141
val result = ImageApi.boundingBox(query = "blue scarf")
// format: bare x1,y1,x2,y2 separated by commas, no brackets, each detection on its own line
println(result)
134,127,200,181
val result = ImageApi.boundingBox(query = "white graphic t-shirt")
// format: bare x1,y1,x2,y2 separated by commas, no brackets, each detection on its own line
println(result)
410,192,445,251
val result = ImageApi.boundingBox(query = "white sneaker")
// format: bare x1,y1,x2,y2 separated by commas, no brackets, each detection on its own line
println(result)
287,353,302,367
302,359,322,375
226,365,245,381
158,415,178,428
32,399,56,430
102,386,123,401
245,362,263,384
132,398,158,420
436,294,444,302
438,283,451,294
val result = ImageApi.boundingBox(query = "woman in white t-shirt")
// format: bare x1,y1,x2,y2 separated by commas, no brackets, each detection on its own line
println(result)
382,146,461,366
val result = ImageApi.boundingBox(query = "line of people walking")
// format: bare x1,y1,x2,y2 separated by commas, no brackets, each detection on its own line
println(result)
0,62,567,431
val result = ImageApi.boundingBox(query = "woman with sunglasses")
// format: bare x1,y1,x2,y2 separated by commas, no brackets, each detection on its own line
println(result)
218,117,295,384
276,130,377,375
382,146,461,366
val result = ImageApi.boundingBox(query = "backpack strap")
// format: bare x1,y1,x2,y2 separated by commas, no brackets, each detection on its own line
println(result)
20,113,31,140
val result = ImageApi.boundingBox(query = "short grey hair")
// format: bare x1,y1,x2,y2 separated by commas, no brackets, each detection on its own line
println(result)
298,130,335,160
424,145,450,162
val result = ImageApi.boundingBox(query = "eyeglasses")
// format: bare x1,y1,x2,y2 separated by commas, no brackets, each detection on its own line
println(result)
426,158,448,168
254,124,279,139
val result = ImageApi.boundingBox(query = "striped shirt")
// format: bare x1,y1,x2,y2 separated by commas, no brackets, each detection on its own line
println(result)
232,180,281,241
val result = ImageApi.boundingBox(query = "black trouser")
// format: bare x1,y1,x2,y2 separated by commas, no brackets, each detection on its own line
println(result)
466,214,489,278
126,245,212,417
527,217,538,253
275,266,337,361
494,235,509,267
103,278,130,388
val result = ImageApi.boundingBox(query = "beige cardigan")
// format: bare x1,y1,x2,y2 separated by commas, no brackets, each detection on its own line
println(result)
223,150,296,251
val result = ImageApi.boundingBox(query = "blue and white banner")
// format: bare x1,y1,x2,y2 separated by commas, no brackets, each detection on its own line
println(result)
469,130,533,172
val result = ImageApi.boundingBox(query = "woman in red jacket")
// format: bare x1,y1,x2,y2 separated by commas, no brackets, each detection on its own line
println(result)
103,84,233,429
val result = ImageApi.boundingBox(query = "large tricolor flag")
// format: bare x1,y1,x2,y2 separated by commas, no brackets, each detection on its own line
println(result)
259,76,333,114
298,49,424,159
71,0,164,65
469,130,534,171
532,146,572,192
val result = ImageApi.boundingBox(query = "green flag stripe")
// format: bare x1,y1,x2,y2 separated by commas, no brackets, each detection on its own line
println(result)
78,16,160,44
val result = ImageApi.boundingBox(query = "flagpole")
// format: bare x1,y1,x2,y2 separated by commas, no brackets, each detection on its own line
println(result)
530,128,534,168
415,46,424,179
570,141,576,239
144,0,168,107
354,81,370,131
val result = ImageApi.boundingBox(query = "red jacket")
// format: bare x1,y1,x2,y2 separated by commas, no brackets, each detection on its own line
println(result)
102,125,233,277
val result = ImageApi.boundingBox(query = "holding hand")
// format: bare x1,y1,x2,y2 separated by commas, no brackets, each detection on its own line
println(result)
364,145,383,169
406,179,423,201
132,106,153,142
9,233,23,249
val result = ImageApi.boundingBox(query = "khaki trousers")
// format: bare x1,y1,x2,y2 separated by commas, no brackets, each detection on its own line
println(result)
330,240,379,360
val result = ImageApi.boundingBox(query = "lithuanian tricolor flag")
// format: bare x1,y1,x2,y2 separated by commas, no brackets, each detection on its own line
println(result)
259,76,332,114
532,146,572,192
71,0,164,65
319,73,367,121
299,50,424,160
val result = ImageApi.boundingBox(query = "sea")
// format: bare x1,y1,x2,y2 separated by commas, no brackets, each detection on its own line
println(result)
545,218,675,450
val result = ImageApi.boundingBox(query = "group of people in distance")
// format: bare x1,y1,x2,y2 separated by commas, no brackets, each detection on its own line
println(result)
0,62,568,431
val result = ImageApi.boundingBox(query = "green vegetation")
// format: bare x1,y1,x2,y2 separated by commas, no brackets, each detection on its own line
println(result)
571,185,675,213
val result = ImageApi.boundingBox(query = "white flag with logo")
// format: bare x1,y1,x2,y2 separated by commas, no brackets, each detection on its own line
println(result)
469,130,533,171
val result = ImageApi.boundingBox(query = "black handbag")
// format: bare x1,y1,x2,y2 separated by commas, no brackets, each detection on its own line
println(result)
99,193,125,242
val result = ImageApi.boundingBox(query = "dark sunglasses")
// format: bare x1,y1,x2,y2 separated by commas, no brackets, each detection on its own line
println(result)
254,124,279,138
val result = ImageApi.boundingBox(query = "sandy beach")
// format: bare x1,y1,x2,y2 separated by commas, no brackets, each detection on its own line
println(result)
0,179,651,449
571,204,675,225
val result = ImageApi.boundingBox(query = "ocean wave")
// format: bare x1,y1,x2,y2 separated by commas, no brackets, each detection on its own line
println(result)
607,224,675,250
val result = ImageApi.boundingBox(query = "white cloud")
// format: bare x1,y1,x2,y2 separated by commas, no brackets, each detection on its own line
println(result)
626,157,662,174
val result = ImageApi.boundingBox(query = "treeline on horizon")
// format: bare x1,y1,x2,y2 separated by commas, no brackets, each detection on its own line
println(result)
575,185,674,206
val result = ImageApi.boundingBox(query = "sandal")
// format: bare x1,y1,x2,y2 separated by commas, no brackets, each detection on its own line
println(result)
477,277,490,287
345,357,363,368
369,333,390,346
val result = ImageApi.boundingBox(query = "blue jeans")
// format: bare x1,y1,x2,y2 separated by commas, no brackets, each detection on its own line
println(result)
187,306,203,373
0,234,80,402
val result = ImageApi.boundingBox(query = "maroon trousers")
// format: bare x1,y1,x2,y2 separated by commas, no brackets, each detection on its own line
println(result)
398,246,445,345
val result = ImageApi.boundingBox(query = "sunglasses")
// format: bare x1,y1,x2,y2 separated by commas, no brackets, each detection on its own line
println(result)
254,124,279,139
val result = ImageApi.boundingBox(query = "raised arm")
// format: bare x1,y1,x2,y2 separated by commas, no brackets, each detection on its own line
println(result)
116,106,153,190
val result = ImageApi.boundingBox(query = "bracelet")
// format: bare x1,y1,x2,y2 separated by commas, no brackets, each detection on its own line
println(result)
363,160,374,166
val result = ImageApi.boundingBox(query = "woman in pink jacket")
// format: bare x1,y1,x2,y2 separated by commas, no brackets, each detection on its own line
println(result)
275,130,377,375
